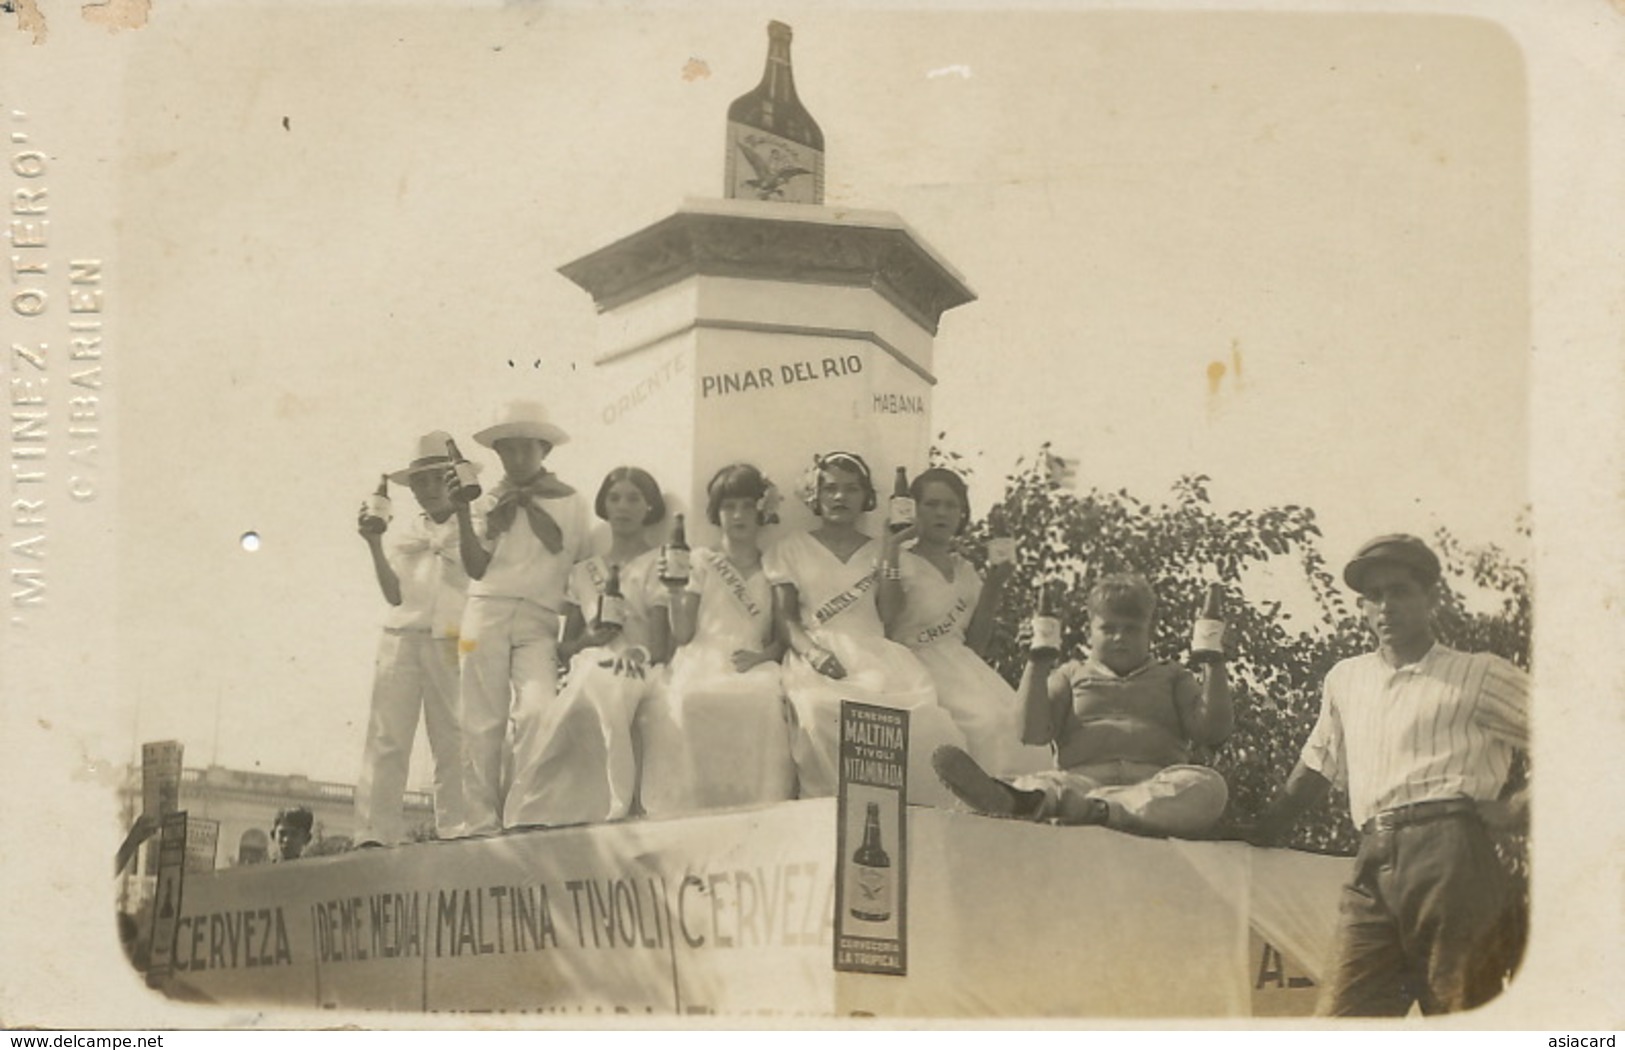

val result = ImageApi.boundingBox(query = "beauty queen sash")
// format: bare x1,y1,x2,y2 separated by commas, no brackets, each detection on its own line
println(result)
914,594,972,647
707,550,764,621
811,568,877,627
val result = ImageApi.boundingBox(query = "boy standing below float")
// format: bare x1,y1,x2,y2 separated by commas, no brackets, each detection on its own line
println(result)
1249,534,1529,1016
353,431,473,845
451,401,589,836
934,572,1234,837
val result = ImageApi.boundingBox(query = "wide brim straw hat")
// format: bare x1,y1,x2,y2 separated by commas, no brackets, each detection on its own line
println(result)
387,429,485,484
473,399,571,449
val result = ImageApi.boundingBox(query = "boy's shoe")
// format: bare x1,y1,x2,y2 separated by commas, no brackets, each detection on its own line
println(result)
1066,797,1111,826
931,746,1044,818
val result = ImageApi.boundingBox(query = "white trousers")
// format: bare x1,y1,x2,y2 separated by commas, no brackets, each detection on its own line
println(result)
1012,761,1229,836
353,630,467,843
458,597,561,835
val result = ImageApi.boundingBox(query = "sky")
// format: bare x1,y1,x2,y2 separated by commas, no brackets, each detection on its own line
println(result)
105,8,1530,787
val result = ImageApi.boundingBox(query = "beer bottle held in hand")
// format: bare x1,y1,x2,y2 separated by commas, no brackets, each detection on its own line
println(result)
445,438,482,503
360,474,392,533
888,467,915,534
660,513,691,587
846,802,893,923
1030,581,1062,662
1191,582,1227,664
724,21,825,205
986,505,1016,567
595,563,627,632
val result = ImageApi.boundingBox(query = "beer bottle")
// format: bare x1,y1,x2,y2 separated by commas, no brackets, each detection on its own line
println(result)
660,513,691,587
986,505,1016,567
846,802,893,923
1030,580,1062,662
595,563,627,632
888,467,915,534
360,474,392,533
1191,582,1226,664
724,21,825,205
445,438,482,503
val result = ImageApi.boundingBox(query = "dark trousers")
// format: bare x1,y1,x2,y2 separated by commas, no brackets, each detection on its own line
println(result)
1317,813,1521,1016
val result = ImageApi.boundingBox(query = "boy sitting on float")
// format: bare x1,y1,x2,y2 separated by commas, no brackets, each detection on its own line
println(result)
933,573,1233,837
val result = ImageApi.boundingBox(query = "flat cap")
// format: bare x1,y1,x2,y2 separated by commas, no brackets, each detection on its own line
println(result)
1342,533,1441,593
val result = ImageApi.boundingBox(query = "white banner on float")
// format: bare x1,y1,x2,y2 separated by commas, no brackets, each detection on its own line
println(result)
158,797,1349,1019
165,800,839,1017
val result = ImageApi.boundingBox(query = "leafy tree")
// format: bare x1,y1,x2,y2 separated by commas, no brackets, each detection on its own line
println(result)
952,444,1531,858
305,834,354,858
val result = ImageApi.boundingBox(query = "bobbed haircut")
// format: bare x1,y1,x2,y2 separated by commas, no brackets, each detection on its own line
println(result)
594,465,666,526
706,462,771,526
812,450,877,514
1087,573,1158,625
909,467,971,535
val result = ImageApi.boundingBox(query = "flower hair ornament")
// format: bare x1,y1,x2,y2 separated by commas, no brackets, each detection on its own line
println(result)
756,479,783,525
795,458,825,514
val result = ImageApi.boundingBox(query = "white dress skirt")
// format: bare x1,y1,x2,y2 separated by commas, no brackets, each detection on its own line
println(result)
891,549,1053,777
637,548,796,817
503,549,665,827
765,531,967,808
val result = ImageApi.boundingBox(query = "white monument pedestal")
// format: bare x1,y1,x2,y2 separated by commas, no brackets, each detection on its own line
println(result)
558,198,975,538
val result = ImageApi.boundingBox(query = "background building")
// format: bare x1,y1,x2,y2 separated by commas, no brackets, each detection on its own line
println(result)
117,764,434,909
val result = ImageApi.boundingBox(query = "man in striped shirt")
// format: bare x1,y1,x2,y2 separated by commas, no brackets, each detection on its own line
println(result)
1251,534,1529,1016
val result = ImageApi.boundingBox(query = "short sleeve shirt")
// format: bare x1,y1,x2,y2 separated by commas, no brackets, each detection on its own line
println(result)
1051,658,1198,770
466,489,589,610
890,550,983,650
564,548,666,653
382,512,468,639
1299,644,1529,827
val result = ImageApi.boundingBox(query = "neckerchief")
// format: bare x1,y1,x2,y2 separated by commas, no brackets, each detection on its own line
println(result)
484,469,575,552
395,514,458,561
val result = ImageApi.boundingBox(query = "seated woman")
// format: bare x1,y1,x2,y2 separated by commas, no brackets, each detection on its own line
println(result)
767,451,966,807
503,466,670,828
638,463,796,817
878,468,1051,777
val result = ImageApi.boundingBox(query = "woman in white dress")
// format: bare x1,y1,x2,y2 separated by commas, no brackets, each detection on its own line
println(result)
503,466,670,828
878,468,1051,777
638,463,796,816
767,451,966,807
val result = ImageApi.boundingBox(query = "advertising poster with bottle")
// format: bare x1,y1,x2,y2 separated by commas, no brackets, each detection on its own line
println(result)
833,701,907,976
145,811,189,987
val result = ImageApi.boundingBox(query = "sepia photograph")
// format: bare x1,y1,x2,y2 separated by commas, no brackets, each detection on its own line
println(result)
1,0,1621,1031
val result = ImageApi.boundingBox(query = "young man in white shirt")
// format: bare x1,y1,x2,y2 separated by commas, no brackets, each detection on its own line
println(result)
1251,534,1529,1016
451,401,588,836
353,431,473,846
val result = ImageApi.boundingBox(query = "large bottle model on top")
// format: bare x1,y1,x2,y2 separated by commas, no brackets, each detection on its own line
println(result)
724,21,825,205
